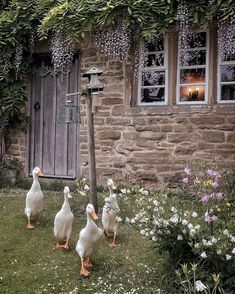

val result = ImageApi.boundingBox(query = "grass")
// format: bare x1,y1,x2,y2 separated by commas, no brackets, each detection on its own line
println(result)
0,189,166,294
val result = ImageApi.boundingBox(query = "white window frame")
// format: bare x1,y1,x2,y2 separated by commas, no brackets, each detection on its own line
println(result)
138,35,168,106
217,52,235,103
176,30,209,105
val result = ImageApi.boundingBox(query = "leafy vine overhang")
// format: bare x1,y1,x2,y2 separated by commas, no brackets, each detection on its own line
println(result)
0,0,234,157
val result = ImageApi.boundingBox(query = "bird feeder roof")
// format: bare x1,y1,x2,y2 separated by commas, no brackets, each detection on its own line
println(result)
83,66,103,77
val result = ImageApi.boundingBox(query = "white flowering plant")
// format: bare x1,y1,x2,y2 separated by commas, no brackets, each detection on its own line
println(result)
175,263,225,294
118,163,235,293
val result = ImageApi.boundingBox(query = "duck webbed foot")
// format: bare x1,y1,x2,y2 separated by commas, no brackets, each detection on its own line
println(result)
26,223,34,229
84,258,93,268
80,257,90,276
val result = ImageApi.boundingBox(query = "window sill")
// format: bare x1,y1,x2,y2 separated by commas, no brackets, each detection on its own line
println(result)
130,103,235,115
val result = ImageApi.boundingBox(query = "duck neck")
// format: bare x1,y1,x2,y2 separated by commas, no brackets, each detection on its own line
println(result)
108,186,113,197
86,212,94,227
62,194,71,211
32,174,41,190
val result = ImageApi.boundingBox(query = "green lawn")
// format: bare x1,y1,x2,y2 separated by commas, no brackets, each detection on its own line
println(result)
0,189,164,294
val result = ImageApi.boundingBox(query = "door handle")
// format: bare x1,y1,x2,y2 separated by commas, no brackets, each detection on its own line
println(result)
34,102,40,111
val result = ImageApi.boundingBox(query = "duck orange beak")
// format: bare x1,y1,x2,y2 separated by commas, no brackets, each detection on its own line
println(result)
91,211,98,220
111,184,116,190
38,171,44,176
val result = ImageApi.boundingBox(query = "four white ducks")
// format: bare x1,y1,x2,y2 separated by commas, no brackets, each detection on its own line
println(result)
54,186,74,249
76,203,104,277
102,178,120,247
25,167,44,229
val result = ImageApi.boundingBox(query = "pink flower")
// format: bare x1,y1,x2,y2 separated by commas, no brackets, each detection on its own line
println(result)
184,167,191,175
211,215,218,221
204,213,212,223
201,194,210,203
212,181,219,188
207,169,221,179
183,177,189,184
216,192,224,199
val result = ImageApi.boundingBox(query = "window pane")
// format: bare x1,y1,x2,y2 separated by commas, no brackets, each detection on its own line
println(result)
141,87,165,103
220,66,235,82
144,53,164,67
180,50,206,66
180,68,205,84
187,32,206,48
145,38,164,52
142,71,165,86
221,84,235,100
179,86,205,102
222,53,235,62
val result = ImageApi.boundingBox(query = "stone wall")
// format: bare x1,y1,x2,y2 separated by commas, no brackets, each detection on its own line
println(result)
6,42,235,186
79,44,235,186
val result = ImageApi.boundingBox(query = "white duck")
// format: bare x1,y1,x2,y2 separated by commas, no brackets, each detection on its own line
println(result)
54,186,74,249
76,203,104,276
25,167,44,229
102,179,120,247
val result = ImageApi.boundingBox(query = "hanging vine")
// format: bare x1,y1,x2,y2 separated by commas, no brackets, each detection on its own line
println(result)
94,19,131,60
50,31,75,74
0,0,234,157
218,14,235,59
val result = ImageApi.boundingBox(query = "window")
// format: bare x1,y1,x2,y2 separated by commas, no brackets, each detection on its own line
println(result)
176,31,208,104
217,53,235,103
134,28,235,108
138,36,168,105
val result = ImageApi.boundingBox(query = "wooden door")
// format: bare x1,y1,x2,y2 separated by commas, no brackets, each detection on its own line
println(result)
28,56,80,178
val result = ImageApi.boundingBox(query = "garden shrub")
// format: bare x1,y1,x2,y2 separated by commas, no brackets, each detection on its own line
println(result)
116,163,235,293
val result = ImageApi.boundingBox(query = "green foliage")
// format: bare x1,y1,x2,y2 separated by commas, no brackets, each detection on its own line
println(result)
117,165,235,293
0,0,234,158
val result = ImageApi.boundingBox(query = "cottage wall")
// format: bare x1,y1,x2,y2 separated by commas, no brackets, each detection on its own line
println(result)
7,42,235,186
79,45,235,186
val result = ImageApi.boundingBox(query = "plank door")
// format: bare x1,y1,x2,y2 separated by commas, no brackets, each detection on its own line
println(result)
28,56,80,178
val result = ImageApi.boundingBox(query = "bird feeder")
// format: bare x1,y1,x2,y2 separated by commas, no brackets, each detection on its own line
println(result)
57,93,81,124
83,66,104,213
83,66,104,95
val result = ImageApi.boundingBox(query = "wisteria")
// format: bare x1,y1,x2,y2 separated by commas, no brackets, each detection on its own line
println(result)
14,45,23,73
0,56,11,76
94,19,131,60
134,34,163,79
218,15,235,60
51,31,75,74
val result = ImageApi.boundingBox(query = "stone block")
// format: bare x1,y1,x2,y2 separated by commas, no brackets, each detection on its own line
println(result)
106,117,132,126
123,132,137,140
227,132,235,143
102,98,123,105
138,131,163,140
135,125,161,132
160,125,173,132
97,131,121,140
191,116,225,125
174,144,197,155
201,130,225,143
167,133,192,143
111,105,128,116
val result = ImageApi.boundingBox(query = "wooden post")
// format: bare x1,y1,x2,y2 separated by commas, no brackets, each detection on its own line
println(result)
85,91,98,213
